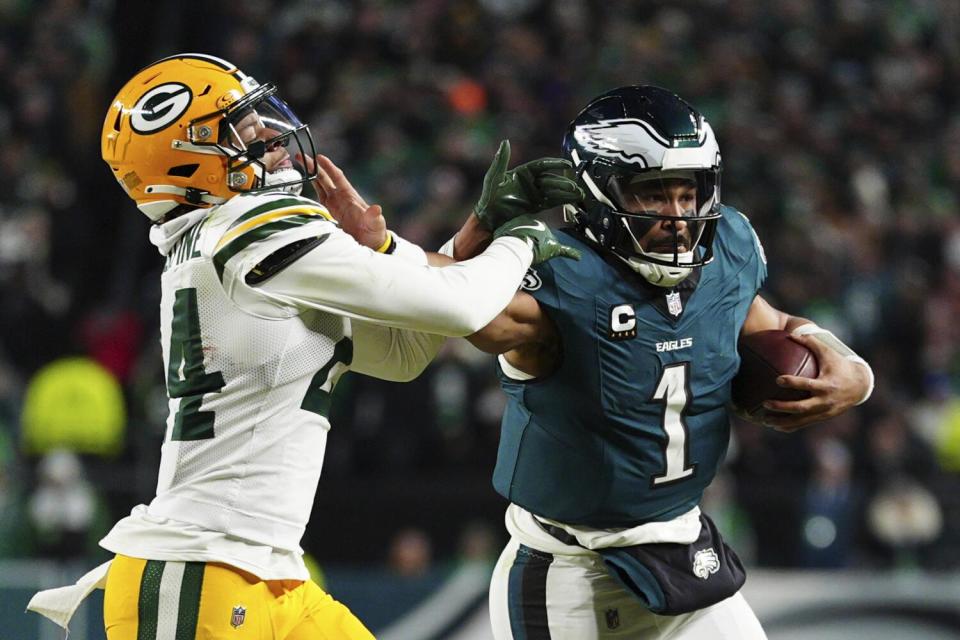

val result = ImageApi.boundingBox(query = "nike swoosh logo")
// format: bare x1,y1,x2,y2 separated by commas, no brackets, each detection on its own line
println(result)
511,221,546,232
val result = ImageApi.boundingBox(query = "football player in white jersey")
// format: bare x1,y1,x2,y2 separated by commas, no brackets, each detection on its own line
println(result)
28,53,584,639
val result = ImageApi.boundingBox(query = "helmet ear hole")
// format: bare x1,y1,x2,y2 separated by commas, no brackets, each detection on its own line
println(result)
112,111,122,132
167,164,199,178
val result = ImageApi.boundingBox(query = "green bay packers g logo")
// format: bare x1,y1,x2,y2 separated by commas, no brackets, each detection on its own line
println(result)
130,83,192,134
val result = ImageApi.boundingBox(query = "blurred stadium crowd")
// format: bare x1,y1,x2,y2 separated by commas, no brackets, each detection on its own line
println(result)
1,0,960,578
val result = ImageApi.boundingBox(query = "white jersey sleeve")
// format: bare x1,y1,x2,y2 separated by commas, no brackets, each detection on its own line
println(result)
390,232,429,265
345,232,444,382
207,194,533,336
349,320,445,382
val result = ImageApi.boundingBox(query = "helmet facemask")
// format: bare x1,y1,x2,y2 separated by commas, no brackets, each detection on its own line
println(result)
611,169,719,275
186,83,317,197
571,157,721,287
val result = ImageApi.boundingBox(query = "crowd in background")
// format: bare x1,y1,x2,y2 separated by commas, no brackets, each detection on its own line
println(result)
2,0,960,576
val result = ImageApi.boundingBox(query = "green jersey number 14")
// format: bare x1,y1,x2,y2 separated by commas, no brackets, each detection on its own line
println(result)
165,287,352,442
166,288,225,441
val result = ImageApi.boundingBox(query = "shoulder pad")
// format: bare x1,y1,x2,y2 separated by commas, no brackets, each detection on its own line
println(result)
245,234,330,285
207,194,335,283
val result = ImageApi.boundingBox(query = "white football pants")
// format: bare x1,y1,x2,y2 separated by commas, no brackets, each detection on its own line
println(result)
489,537,768,640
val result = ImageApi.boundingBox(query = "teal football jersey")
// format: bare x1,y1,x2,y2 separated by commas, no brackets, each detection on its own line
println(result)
494,205,767,527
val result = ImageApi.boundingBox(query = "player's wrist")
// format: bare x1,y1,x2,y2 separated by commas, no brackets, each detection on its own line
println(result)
452,215,493,260
791,324,874,405
438,233,457,258
385,232,429,265
375,231,396,254
845,354,875,405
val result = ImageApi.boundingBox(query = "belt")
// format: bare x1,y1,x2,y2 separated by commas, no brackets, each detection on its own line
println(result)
534,517,583,548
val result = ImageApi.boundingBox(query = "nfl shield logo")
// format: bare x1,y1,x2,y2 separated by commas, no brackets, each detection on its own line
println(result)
231,605,246,629
666,291,683,316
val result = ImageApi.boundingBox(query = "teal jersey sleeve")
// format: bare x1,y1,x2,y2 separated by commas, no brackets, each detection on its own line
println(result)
715,205,767,296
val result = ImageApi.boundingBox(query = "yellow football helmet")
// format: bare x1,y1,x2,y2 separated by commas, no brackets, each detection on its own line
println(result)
102,53,317,222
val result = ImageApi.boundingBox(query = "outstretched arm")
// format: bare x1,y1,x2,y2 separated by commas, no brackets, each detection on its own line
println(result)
468,290,560,379
301,144,576,374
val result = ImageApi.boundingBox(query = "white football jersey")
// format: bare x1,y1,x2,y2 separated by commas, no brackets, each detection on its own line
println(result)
100,191,533,577
149,196,348,551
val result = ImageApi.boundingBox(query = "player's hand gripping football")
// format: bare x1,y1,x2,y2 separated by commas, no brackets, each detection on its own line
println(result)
299,152,388,251
474,140,584,231
493,215,581,265
758,332,873,433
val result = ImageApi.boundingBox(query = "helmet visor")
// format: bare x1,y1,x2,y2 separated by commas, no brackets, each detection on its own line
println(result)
219,86,317,188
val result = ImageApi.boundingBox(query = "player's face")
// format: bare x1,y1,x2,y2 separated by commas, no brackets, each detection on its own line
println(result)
619,178,696,253
228,110,293,172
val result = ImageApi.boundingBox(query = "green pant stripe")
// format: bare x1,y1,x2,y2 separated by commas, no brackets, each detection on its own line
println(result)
175,562,205,640
137,560,165,640
213,215,317,282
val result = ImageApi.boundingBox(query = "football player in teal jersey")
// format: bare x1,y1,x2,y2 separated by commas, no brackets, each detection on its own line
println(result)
451,86,876,639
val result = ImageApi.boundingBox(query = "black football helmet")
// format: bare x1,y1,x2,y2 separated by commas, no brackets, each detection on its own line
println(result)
562,86,722,287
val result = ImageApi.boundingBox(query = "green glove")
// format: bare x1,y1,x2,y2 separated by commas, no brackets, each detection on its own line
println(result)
475,140,585,232
493,214,582,265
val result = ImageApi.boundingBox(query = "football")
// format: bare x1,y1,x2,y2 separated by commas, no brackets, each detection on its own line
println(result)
730,329,819,419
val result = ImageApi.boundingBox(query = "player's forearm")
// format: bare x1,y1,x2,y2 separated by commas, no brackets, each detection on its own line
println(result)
452,214,492,260
469,290,555,355
742,295,811,335
425,238,534,335
468,316,526,354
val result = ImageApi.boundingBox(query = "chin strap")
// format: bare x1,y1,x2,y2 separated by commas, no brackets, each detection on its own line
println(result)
139,185,227,222
792,324,875,405
262,167,304,195
144,184,227,205
628,257,692,287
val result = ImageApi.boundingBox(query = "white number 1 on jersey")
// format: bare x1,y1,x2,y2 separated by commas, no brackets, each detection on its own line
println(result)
651,362,697,486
